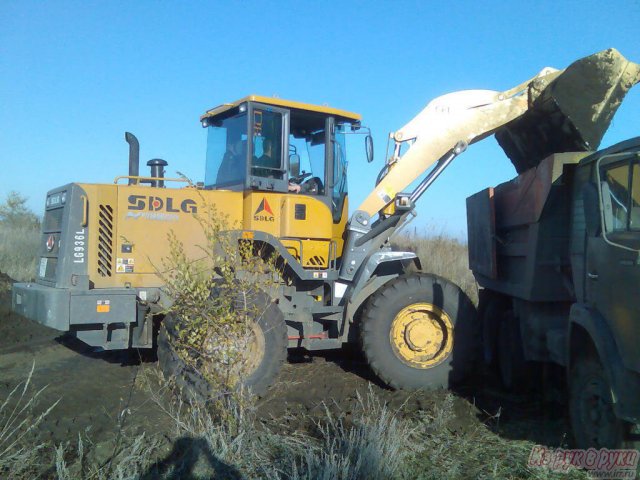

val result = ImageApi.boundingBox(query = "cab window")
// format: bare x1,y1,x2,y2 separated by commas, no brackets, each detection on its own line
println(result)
204,112,247,189
251,109,284,179
289,128,326,195
601,162,637,232
332,125,348,221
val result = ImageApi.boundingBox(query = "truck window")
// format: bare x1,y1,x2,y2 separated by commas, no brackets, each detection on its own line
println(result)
602,163,631,232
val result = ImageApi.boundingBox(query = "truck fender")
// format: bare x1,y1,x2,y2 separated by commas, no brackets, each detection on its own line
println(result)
568,303,640,423
344,251,421,324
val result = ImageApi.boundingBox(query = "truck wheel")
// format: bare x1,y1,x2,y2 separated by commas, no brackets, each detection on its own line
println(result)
360,273,477,390
497,311,527,391
570,356,627,449
478,291,508,366
157,294,287,399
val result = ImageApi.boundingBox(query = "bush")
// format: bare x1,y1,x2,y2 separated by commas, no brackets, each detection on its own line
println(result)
0,191,40,282
157,200,280,394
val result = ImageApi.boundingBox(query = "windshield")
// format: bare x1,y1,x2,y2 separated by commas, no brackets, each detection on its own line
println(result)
204,112,247,189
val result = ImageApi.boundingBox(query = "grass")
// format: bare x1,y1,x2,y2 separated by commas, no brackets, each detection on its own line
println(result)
0,222,39,283
392,229,478,304
0,362,59,479
0,362,597,479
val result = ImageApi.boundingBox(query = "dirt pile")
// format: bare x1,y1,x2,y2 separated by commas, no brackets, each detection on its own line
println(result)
497,48,640,173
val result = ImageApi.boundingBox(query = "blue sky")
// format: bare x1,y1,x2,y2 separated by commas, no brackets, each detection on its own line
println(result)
1,1,639,237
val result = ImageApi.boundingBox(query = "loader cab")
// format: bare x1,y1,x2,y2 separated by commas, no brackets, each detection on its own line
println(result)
201,95,361,223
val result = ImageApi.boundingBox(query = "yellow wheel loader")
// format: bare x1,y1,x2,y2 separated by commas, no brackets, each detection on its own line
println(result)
12,48,639,394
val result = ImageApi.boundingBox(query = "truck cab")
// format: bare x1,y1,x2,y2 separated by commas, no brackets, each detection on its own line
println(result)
468,137,640,448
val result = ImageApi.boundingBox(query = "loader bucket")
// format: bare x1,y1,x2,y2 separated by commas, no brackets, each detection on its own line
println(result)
496,48,640,173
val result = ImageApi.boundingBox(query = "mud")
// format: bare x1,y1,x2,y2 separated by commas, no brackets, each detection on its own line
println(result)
0,273,573,475
0,281,172,449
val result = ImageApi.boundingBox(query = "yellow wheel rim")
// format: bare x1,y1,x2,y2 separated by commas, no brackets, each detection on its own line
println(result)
389,303,454,369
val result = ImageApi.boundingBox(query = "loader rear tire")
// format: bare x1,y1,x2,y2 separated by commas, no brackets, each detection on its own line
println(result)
360,273,477,390
157,293,287,399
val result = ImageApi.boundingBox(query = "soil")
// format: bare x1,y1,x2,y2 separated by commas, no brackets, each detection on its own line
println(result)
496,48,640,174
0,273,573,476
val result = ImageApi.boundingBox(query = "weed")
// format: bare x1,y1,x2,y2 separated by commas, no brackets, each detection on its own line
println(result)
0,362,59,478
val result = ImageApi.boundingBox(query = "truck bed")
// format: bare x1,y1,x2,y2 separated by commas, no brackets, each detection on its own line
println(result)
467,152,588,302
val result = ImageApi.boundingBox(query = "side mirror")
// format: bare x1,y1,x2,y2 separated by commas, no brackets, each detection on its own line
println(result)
365,134,374,163
582,182,601,237
289,154,301,177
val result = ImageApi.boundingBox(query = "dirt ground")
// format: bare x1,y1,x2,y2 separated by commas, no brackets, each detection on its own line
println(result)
0,273,574,476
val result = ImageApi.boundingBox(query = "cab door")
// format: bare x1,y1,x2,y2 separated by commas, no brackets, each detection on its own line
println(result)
586,153,640,370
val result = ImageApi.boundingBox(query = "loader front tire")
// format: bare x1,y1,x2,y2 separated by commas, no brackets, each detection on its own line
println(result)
360,273,477,390
157,293,287,399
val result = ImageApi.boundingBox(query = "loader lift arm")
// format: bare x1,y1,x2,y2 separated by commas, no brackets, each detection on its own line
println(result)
359,48,640,217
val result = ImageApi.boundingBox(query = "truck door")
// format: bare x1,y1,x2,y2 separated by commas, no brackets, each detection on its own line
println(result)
586,153,640,370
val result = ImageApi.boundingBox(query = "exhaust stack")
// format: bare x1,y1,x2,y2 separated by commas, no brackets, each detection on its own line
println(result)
125,132,140,185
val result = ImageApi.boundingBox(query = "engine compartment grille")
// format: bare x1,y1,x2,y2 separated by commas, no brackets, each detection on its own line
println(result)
97,204,114,277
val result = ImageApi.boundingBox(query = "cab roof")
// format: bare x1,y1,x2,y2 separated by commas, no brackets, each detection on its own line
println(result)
200,95,362,123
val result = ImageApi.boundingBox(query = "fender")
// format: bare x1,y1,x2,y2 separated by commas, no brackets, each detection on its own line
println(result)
344,250,421,324
217,230,339,282
568,303,640,422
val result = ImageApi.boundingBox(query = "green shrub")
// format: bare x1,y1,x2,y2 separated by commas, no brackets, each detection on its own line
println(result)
157,200,280,393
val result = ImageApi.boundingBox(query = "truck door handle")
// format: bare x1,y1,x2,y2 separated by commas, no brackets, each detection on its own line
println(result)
619,259,635,266
587,272,599,280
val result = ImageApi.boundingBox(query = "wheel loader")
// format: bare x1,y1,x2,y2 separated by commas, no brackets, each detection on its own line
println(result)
11,48,639,394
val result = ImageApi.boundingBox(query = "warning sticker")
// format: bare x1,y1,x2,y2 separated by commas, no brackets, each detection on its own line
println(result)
116,258,135,273
97,300,110,313
377,187,395,204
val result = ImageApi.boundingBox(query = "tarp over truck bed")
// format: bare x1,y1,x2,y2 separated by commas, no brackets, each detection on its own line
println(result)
496,48,640,174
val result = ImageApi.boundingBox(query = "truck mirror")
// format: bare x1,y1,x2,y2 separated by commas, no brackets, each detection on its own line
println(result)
365,135,374,163
582,182,601,237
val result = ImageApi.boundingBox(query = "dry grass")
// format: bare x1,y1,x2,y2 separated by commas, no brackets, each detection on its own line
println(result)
392,229,478,304
0,364,596,480
0,363,59,478
0,222,39,282
401,394,589,480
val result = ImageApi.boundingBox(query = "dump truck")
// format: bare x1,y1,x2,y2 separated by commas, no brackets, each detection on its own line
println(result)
11,48,639,396
468,144,640,448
